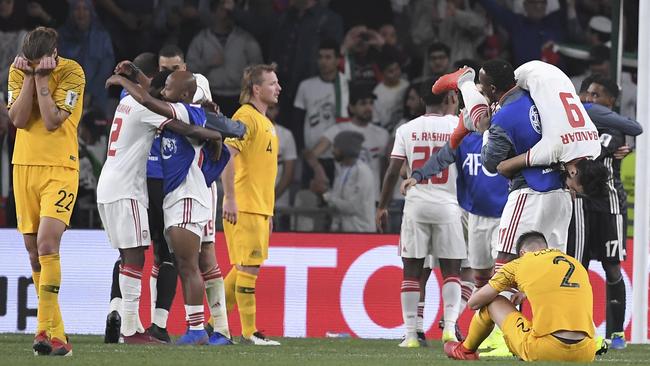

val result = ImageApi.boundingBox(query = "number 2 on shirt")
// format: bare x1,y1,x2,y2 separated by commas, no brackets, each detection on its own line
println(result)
107,117,123,157
411,146,448,184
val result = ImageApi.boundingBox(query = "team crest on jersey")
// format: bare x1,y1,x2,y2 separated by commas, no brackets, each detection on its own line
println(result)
161,136,177,160
65,90,79,108
529,105,541,134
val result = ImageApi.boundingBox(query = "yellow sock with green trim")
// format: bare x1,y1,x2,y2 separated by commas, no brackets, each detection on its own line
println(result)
235,271,257,338
37,254,64,339
463,307,495,351
224,267,238,313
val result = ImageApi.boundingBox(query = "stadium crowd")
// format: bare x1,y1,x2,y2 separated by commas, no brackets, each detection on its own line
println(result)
0,0,639,233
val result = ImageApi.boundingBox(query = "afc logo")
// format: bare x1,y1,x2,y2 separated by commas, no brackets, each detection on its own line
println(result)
462,153,497,177
161,137,177,160
529,105,542,134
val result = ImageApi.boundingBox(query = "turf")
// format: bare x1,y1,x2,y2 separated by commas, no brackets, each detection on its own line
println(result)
2,334,649,365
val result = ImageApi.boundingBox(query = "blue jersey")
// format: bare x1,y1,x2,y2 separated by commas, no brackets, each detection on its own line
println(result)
200,144,231,186
161,103,207,195
456,134,509,217
490,89,563,192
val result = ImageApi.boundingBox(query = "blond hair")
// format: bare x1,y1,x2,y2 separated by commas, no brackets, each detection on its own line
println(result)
239,63,277,105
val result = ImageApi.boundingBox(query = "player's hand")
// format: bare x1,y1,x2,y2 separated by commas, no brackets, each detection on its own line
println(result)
105,74,126,88
223,198,238,225
400,177,417,196
202,100,220,114
12,55,33,75
269,217,273,233
34,56,56,78
375,208,388,233
114,60,135,76
613,145,631,160
510,291,526,306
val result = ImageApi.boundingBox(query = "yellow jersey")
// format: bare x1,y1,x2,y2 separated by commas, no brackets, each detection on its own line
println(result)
8,57,85,170
225,104,278,216
489,249,594,338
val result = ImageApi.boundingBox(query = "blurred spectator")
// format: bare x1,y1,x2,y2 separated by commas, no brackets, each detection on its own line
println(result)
270,0,343,124
413,41,451,84
478,0,567,66
310,130,376,232
395,82,426,130
58,0,115,116
378,23,413,80
25,0,69,29
437,0,486,63
222,0,277,60
0,100,13,226
571,45,637,119
294,39,349,186
267,104,297,231
96,0,155,61
152,0,203,51
187,0,263,117
329,0,393,30
0,0,27,101
340,25,383,86
373,48,409,134
306,83,389,200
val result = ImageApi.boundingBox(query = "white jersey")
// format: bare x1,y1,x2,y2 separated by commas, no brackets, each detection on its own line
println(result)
373,79,409,132
97,96,186,205
324,121,389,199
515,61,601,165
294,74,349,155
391,114,460,223
275,123,297,207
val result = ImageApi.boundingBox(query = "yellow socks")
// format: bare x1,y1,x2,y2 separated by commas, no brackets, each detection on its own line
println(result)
463,307,495,351
224,267,238,313
235,271,257,338
32,271,40,297
37,254,65,341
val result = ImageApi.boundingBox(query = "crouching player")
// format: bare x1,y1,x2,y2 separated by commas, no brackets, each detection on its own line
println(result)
445,232,597,362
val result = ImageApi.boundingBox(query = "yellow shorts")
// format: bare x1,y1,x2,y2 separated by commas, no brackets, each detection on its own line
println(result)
223,212,270,266
13,165,79,234
501,311,596,362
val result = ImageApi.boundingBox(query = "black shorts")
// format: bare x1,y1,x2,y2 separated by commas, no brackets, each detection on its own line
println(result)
147,178,173,264
567,198,625,267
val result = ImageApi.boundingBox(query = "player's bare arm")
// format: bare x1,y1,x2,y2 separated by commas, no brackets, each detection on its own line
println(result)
467,284,500,310
304,136,332,182
165,120,223,160
221,145,239,225
8,56,36,129
34,56,71,131
496,153,527,179
376,158,404,232
106,74,174,119
114,60,151,90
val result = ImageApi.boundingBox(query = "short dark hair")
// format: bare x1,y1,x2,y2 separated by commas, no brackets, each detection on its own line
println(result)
158,44,184,61
575,159,610,198
453,59,481,82
589,75,619,100
133,52,159,78
150,70,173,98
22,27,58,60
377,46,400,71
481,59,515,92
319,39,341,57
419,78,444,106
427,42,451,58
579,75,597,94
515,231,548,255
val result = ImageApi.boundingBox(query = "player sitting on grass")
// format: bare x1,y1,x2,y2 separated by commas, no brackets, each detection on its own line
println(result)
444,231,598,362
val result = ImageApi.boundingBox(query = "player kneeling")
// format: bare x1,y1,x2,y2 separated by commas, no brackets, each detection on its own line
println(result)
444,232,597,362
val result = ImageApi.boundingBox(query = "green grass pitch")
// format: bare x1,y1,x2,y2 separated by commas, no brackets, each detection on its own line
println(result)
2,334,649,365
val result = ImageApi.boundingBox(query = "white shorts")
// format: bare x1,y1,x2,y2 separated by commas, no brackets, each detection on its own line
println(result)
468,213,500,269
399,212,466,260
201,183,218,244
98,199,151,249
498,188,572,255
164,198,211,240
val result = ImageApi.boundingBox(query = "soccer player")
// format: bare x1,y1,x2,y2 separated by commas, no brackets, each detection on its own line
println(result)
8,27,85,356
104,52,161,344
221,63,281,345
377,82,466,347
98,67,221,344
444,231,597,362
